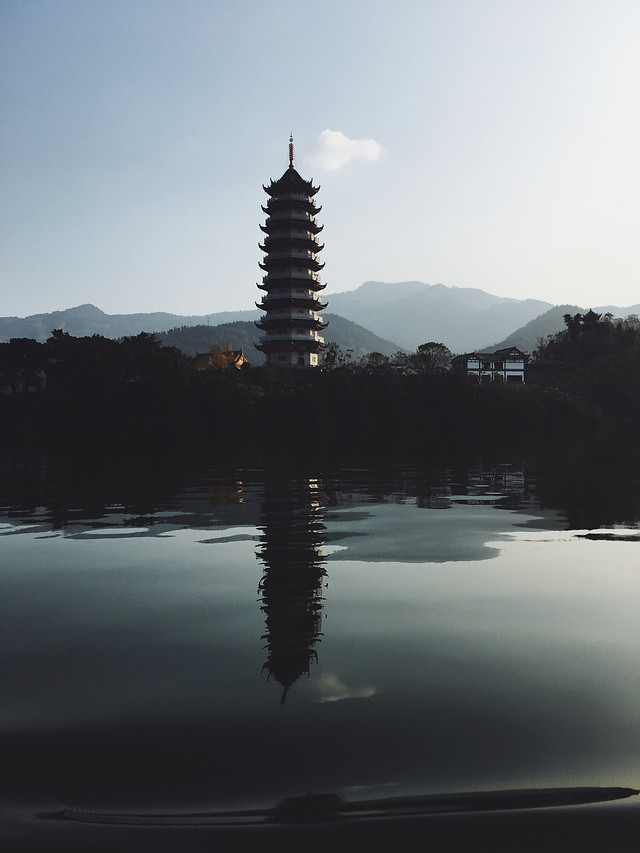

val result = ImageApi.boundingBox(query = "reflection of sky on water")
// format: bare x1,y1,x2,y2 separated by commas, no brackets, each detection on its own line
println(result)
2,458,640,823
311,529,640,793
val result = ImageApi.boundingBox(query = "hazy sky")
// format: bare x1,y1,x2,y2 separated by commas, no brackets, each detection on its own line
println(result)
2,0,639,317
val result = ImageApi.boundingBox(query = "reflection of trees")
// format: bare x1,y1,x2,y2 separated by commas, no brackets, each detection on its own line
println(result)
528,438,640,529
257,479,327,704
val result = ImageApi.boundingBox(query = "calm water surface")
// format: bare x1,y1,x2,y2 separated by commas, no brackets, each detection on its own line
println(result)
2,444,640,833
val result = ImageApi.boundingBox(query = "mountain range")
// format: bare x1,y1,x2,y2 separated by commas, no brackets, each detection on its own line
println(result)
327,281,554,351
1,281,638,356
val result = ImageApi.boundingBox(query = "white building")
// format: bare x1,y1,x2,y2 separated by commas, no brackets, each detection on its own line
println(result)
452,347,527,383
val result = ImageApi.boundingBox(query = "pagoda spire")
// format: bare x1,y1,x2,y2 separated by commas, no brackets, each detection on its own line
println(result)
289,134,294,169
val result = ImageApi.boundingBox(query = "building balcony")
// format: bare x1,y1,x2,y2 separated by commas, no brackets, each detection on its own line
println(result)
260,220,324,237
259,237,324,255
260,262,325,275
262,270,322,284
259,256,324,275
257,294,326,310
259,234,321,246
259,248,322,262
257,328,325,343
257,277,326,293
264,210,320,226
257,313,326,329
265,192,314,205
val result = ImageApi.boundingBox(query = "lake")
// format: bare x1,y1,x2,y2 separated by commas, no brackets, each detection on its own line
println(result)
2,438,639,850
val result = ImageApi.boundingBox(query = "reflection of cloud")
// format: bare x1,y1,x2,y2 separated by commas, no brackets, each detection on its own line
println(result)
310,672,377,703
306,130,384,172
327,503,507,564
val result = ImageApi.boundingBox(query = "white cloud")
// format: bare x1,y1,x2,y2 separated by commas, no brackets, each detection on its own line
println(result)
306,129,384,172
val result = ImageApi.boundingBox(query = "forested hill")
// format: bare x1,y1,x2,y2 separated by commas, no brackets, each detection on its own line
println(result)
486,304,640,354
484,305,583,353
157,314,401,363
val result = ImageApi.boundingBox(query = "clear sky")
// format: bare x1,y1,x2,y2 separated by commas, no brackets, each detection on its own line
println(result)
1,0,639,317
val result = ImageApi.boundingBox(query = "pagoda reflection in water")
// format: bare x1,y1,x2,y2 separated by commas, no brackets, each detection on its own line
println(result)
256,478,327,704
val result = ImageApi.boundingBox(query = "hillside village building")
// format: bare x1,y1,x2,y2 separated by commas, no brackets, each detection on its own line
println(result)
451,346,527,383
255,138,328,368
193,347,250,371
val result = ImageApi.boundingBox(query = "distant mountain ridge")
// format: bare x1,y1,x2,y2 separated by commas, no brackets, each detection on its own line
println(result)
327,281,553,351
327,282,638,352
0,303,257,343
2,282,638,354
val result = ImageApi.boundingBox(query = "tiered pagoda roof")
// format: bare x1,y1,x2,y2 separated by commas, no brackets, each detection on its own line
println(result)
263,167,320,198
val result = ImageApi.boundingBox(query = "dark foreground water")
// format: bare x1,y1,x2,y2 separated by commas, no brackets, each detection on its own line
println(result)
2,440,639,850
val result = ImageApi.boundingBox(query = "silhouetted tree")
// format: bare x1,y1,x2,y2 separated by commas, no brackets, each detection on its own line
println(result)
361,351,389,369
410,342,452,372
321,342,352,369
0,338,46,394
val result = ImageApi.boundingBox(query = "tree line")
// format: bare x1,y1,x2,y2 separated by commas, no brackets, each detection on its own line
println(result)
529,310,640,423
1,316,638,451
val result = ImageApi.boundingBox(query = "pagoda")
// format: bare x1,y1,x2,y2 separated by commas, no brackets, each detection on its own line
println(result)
255,137,328,368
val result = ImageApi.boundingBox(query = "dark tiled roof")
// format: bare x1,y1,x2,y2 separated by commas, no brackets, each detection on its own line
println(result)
452,347,526,362
264,168,319,196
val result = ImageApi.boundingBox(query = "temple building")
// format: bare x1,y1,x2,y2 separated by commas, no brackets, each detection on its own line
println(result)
255,137,328,368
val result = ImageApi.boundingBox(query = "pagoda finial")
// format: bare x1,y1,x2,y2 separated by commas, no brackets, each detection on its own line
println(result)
289,134,294,169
